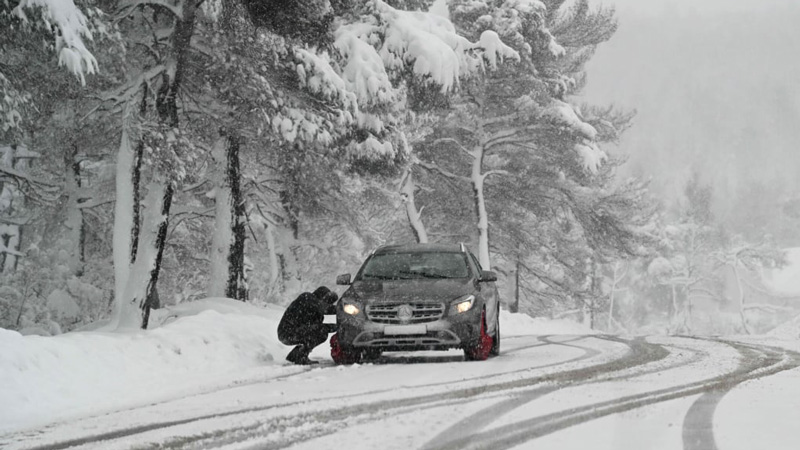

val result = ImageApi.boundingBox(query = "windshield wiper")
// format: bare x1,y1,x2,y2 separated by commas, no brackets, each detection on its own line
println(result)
398,270,449,279
361,274,395,280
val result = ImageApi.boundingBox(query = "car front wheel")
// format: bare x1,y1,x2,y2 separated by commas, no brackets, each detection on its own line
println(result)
330,333,362,364
464,309,493,361
490,306,500,357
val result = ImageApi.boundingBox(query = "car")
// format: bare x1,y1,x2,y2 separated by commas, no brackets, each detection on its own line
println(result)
330,243,500,364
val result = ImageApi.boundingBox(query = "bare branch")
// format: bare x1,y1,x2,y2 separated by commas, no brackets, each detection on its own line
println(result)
77,198,115,209
433,138,473,158
0,166,60,190
417,160,470,183
482,170,510,180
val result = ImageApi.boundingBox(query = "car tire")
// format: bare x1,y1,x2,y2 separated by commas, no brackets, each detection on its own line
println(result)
464,309,493,361
330,333,362,364
490,306,500,357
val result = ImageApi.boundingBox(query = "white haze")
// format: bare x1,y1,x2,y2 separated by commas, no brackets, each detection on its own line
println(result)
583,0,800,231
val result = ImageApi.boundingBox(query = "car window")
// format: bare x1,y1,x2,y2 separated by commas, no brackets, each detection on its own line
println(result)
358,252,469,280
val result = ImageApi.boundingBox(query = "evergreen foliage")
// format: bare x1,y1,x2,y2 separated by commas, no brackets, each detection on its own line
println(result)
1,0,789,335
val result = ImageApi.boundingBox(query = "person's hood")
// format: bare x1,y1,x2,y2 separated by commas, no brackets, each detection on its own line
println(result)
346,279,475,303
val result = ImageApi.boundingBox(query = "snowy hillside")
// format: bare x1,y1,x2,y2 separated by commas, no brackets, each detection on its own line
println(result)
0,298,591,433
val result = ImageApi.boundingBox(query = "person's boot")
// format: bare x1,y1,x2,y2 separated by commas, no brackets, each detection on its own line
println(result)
286,345,304,364
287,345,319,365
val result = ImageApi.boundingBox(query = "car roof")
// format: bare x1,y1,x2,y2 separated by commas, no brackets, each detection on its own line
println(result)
372,243,469,255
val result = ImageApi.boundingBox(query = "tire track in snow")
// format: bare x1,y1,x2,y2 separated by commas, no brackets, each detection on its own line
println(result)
6,335,600,450
421,338,708,450
8,335,641,450
420,335,601,449
116,336,665,450
5,335,598,450
681,340,795,450
423,339,800,450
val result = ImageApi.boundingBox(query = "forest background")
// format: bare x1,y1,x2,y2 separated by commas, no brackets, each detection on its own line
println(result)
1,0,797,337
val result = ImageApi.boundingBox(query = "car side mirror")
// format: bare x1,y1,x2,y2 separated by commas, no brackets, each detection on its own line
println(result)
336,273,352,285
479,270,497,282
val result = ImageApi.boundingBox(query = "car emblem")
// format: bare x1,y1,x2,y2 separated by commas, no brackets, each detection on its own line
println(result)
397,304,413,323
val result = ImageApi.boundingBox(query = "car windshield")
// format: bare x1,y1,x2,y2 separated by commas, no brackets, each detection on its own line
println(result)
358,252,470,280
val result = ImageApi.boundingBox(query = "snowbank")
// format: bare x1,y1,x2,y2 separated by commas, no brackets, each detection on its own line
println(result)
500,309,598,336
0,298,290,432
0,300,589,433
767,313,800,340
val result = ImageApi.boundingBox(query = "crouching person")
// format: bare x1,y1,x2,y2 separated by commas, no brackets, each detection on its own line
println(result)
278,286,339,365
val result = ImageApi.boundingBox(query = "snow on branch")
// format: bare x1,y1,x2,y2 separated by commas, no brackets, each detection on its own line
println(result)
334,27,396,106
13,0,99,85
294,48,358,115
350,0,518,93
477,30,519,69
371,0,475,91
1,73,30,132
543,100,597,140
574,141,607,174
0,247,24,258
505,0,547,14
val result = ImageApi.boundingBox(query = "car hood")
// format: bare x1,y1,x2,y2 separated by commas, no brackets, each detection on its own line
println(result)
348,279,475,303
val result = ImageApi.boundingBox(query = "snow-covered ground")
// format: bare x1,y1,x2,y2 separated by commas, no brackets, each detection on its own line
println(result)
3,298,800,449
0,298,592,434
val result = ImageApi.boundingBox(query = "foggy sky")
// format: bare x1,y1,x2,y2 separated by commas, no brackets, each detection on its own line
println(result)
582,0,800,213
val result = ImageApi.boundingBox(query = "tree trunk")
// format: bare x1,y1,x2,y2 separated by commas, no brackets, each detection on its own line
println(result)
471,145,490,269
670,284,679,333
209,134,247,300
130,139,144,264
157,0,197,129
400,168,428,243
226,135,247,300
127,0,196,326
111,129,136,327
264,221,281,296
512,258,520,313
63,142,85,276
0,144,25,273
607,262,619,332
118,181,173,330
732,262,752,334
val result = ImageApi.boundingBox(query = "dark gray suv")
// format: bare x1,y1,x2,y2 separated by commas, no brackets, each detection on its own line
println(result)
330,243,500,363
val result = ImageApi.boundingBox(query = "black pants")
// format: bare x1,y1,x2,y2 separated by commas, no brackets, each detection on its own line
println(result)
279,323,336,361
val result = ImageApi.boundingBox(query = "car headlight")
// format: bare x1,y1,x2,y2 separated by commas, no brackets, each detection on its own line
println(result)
343,303,361,315
453,295,475,314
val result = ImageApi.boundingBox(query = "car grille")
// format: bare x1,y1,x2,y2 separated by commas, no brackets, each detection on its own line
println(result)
366,303,445,324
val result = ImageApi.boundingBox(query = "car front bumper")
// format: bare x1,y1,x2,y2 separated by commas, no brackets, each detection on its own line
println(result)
336,306,482,352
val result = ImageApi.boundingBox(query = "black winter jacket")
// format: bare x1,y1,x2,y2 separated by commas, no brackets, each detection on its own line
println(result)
278,292,336,339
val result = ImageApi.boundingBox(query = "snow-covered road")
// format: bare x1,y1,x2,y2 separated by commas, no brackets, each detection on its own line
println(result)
4,332,800,450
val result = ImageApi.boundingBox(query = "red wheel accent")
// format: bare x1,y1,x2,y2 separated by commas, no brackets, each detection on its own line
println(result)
330,333,344,362
330,333,362,364
465,310,493,361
